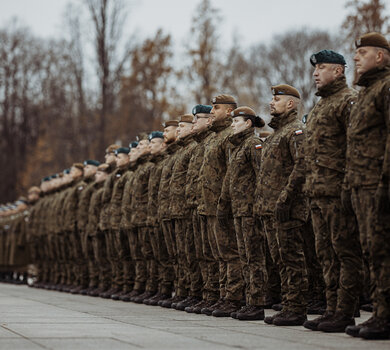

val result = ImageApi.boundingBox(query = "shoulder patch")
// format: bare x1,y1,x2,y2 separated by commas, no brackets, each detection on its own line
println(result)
294,130,303,135
255,144,262,149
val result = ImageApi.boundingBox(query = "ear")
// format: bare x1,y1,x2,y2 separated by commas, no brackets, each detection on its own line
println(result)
376,50,384,64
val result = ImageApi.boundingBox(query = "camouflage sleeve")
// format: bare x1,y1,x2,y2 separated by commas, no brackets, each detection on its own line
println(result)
339,91,358,132
249,137,262,177
281,130,306,199
218,166,231,214
380,84,390,185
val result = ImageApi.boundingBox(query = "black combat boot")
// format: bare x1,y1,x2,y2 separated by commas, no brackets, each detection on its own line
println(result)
120,289,143,302
175,296,202,311
345,316,376,337
132,291,156,304
111,290,128,300
171,296,187,309
236,305,265,321
146,293,171,306
358,317,390,340
212,300,241,317
272,311,307,326
201,298,225,316
160,295,184,308
317,311,354,332
303,311,334,331
186,299,215,314
272,303,283,311
264,310,287,324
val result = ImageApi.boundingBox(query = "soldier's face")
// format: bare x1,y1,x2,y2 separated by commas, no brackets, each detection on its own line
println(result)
354,47,382,75
70,166,83,179
177,122,193,139
163,126,177,143
116,153,130,167
84,164,97,178
192,114,210,132
211,104,231,122
231,117,251,134
137,140,150,156
28,192,39,202
270,95,289,115
95,170,108,183
313,63,340,89
105,152,116,164
129,147,139,162
149,138,164,154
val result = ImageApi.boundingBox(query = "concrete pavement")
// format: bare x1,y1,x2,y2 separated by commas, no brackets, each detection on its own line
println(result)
0,283,388,350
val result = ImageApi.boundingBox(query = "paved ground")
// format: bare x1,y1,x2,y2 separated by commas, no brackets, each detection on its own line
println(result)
0,283,389,350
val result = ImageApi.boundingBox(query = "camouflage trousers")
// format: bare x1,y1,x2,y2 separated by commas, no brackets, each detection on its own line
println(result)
139,227,158,294
113,229,134,293
69,229,89,288
150,225,174,295
126,227,147,292
199,214,220,302
210,215,244,302
263,216,308,314
91,231,111,290
173,219,190,297
351,187,390,320
234,216,267,306
310,197,362,316
160,219,177,294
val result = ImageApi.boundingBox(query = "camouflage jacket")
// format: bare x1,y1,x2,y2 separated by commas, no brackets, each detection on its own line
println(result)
169,134,197,218
219,128,262,217
86,182,105,236
304,77,357,197
157,142,181,221
186,128,214,210
147,153,166,227
120,166,136,230
99,166,116,231
130,155,154,227
76,178,95,232
255,109,307,222
345,65,390,189
109,166,130,230
198,117,233,216
62,178,86,232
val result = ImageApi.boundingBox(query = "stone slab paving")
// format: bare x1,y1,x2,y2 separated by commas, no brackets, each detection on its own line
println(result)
0,283,389,350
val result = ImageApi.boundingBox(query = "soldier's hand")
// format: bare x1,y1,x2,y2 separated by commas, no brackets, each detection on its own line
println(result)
275,202,290,223
341,189,354,214
375,184,390,214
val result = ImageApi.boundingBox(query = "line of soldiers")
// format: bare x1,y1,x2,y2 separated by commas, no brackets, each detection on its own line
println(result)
1,32,389,340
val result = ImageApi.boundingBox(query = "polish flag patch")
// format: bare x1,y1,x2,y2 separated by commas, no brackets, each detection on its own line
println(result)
295,130,303,135
255,144,262,149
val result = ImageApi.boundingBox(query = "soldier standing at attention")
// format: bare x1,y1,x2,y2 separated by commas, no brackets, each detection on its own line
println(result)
218,106,267,320
198,95,244,318
260,85,309,326
344,32,390,340
302,50,363,332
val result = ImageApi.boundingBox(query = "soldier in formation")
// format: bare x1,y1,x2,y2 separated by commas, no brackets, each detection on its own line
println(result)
1,31,389,340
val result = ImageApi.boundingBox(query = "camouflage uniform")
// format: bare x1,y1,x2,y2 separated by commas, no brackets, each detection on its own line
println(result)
304,76,362,317
199,117,243,302
186,128,216,301
169,134,197,298
257,109,308,314
130,155,156,293
158,142,181,295
219,128,267,306
345,65,390,321
147,153,172,295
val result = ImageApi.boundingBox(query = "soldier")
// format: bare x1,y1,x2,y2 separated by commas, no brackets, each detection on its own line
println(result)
143,132,172,306
98,144,121,298
302,50,363,332
158,120,181,308
86,163,112,297
344,32,390,340
218,106,267,320
198,94,245,318
169,114,199,310
259,85,309,326
184,105,217,314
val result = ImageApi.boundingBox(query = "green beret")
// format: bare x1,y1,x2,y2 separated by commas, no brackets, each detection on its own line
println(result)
129,141,139,149
355,32,390,52
231,106,265,128
271,84,301,99
310,50,346,66
149,131,164,141
211,94,237,106
41,176,51,182
84,160,100,167
192,104,212,115
50,174,59,179
63,169,70,175
115,147,130,155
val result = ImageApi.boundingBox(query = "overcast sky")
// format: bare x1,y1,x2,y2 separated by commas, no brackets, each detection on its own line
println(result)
0,0,354,48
